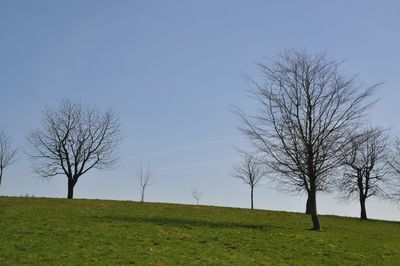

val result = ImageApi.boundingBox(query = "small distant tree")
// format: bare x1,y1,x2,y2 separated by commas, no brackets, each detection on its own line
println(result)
27,100,122,199
232,153,264,209
338,128,389,220
0,129,18,187
191,189,202,205
137,164,152,202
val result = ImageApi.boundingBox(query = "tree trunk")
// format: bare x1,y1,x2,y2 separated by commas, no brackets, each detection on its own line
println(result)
357,175,367,220
305,194,312,214
309,188,320,231
0,169,3,187
141,189,144,203
250,186,254,210
67,178,76,199
360,196,367,220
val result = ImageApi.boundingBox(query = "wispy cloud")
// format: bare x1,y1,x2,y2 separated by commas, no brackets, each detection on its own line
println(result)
126,136,242,160
152,157,235,175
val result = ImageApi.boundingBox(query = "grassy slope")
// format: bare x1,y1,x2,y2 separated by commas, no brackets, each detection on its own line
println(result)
0,197,399,265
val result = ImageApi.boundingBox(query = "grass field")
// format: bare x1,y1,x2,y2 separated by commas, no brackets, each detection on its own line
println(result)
0,197,399,265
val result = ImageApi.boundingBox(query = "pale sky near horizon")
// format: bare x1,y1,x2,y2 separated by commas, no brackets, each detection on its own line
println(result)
1,0,400,221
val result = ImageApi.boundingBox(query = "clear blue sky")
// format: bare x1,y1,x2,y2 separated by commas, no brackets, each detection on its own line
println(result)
1,0,400,220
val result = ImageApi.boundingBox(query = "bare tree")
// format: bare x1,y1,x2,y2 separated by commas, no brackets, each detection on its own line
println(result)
137,164,152,202
27,100,122,199
191,189,202,205
236,49,378,230
0,129,17,187
338,128,389,220
387,136,400,201
232,153,264,209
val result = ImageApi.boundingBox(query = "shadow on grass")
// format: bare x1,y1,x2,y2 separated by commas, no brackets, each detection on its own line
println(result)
90,215,283,231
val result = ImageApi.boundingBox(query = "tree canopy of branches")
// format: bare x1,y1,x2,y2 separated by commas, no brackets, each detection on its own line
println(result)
27,100,122,199
137,164,152,202
237,49,378,230
338,128,389,220
0,129,17,187
232,153,264,209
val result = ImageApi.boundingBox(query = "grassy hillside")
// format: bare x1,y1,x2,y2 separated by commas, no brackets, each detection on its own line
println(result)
0,197,399,265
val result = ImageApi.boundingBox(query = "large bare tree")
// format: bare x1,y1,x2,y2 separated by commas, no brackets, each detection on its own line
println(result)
137,164,152,202
0,129,17,187
338,128,389,220
237,49,378,230
27,100,122,199
232,153,264,209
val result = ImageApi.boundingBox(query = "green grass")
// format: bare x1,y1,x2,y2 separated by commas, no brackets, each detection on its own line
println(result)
0,197,399,265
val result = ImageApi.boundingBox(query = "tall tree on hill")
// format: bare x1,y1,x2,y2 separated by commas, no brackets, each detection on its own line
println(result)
0,129,18,187
338,128,389,220
232,153,264,209
27,100,122,199
236,49,378,230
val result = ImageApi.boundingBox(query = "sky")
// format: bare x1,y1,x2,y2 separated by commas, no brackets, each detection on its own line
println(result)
1,0,400,221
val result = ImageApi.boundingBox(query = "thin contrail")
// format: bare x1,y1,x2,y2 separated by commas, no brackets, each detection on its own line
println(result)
126,136,242,160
